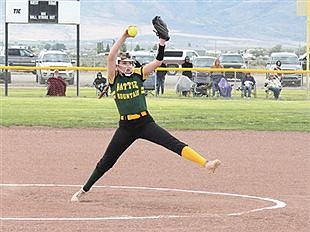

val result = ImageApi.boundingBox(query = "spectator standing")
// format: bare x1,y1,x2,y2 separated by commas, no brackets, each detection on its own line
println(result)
241,72,256,98
156,62,167,95
210,58,225,97
181,56,193,96
274,60,282,82
182,56,193,80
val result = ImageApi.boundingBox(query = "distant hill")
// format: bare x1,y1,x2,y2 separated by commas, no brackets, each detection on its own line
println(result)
0,0,306,50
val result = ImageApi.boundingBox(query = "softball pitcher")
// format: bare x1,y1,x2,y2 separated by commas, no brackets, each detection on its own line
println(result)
71,16,221,202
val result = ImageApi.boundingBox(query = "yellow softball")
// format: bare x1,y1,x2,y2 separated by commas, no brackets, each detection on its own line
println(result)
128,26,138,37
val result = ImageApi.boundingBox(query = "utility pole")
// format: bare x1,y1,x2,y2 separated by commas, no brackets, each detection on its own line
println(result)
306,0,310,98
296,0,310,98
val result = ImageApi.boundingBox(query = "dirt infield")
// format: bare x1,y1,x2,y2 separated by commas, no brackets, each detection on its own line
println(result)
1,127,309,232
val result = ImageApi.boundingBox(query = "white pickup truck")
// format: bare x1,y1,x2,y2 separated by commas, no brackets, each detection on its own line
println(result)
36,50,75,85
266,52,303,87
163,49,199,75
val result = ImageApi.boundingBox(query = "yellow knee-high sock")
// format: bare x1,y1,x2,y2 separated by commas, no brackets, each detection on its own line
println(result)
181,146,207,166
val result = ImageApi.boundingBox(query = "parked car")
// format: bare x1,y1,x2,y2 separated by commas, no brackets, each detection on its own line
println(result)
266,52,303,87
163,49,199,75
192,56,215,82
130,51,155,66
299,53,306,70
219,53,247,81
6,47,37,74
0,54,12,83
8,47,37,66
192,56,215,97
36,50,75,85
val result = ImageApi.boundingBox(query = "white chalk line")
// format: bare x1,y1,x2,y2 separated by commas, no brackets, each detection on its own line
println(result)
0,183,286,221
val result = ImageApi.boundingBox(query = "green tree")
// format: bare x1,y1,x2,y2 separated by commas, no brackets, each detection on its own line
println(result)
44,43,51,50
299,46,306,55
134,44,141,51
269,44,282,54
120,43,127,52
105,44,110,52
97,42,104,54
52,43,66,50
252,48,267,57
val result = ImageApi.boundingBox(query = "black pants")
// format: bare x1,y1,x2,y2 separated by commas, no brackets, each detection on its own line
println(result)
156,77,165,95
96,114,187,172
82,114,187,191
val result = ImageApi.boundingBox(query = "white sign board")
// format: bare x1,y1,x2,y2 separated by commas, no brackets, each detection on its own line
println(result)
5,0,80,24
58,1,80,24
296,0,309,16
6,0,29,23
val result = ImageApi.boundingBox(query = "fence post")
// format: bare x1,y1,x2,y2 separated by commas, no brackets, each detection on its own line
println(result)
234,71,237,96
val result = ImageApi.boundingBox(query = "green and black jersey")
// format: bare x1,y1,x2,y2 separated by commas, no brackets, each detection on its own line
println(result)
109,67,148,116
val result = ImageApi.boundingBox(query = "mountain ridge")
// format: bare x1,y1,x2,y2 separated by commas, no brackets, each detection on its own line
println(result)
0,0,306,50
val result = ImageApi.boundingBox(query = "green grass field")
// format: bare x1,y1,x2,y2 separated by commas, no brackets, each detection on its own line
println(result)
1,87,310,131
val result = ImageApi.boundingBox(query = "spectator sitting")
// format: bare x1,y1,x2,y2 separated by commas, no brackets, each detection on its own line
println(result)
264,74,282,100
241,72,256,98
46,70,66,96
218,77,232,98
93,72,109,98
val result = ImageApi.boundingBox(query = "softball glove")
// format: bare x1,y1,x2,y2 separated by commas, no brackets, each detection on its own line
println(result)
152,16,170,41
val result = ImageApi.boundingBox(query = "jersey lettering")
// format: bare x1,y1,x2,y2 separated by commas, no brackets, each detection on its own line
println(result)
110,71,147,115
116,81,138,92
117,90,140,100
